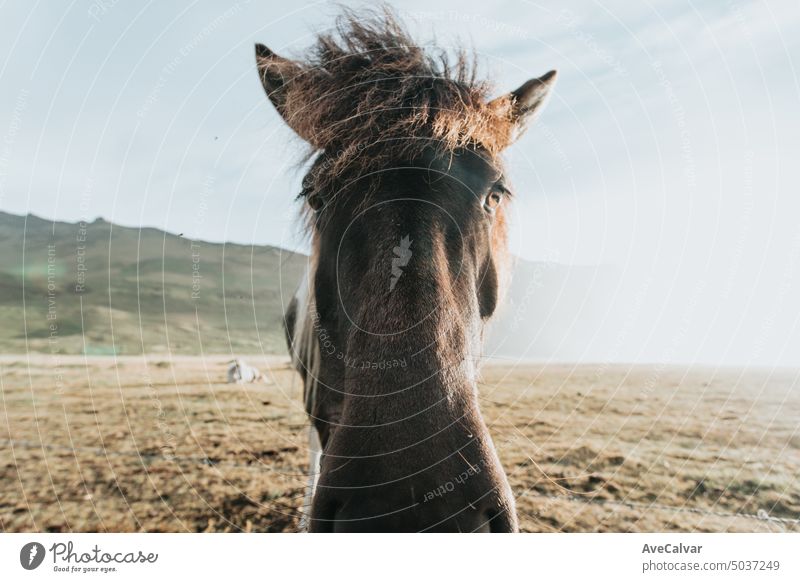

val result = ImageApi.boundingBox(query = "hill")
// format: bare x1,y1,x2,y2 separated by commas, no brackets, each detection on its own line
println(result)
0,211,307,354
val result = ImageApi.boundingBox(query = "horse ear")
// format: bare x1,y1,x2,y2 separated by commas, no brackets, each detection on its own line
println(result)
255,44,319,145
492,70,557,135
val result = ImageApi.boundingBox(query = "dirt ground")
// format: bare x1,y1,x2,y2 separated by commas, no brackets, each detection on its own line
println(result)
1,355,798,532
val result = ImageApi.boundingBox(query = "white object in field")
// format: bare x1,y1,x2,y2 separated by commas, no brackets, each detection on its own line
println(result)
227,359,265,384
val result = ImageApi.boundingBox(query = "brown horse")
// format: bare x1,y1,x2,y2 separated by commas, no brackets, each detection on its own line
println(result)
256,10,556,532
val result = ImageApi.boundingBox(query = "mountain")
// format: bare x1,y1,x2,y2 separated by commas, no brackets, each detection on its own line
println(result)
0,211,614,357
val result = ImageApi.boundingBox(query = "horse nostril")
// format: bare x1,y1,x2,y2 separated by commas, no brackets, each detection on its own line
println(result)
464,508,507,532
485,508,514,533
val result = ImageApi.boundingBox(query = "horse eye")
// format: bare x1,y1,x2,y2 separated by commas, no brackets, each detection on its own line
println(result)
306,193,324,211
483,189,504,213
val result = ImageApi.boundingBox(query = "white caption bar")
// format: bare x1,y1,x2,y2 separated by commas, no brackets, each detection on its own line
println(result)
0,533,797,581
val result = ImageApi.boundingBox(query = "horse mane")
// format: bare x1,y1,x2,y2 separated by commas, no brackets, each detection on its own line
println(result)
270,8,515,199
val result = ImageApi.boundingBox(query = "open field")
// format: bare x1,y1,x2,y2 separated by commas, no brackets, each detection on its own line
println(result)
1,356,798,532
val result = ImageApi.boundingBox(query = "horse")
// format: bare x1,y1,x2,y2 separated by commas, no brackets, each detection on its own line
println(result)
255,10,556,532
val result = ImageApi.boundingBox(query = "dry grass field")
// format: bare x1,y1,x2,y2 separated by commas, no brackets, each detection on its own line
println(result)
1,355,798,532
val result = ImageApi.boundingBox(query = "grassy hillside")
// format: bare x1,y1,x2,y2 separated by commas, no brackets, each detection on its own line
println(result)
0,212,307,355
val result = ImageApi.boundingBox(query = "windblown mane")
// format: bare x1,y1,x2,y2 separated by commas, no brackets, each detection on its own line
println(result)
260,9,516,199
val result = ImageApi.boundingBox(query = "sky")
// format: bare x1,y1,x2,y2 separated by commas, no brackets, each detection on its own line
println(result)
1,0,799,366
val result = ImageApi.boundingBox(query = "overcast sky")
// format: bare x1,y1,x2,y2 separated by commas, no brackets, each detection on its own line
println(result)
1,0,799,365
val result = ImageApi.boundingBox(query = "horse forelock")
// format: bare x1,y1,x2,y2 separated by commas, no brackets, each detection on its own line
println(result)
270,8,515,208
